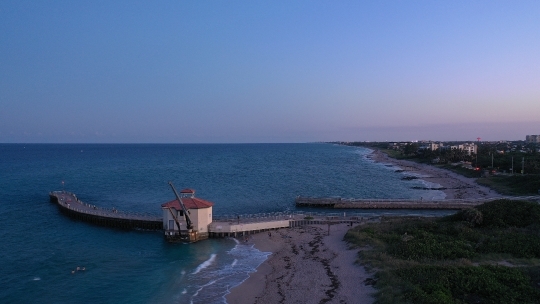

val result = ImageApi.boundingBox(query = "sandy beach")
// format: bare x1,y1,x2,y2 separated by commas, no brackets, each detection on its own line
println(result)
225,149,501,303
226,223,375,304
367,149,502,200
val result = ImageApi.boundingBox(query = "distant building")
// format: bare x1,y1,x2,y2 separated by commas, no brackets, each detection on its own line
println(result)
429,142,443,151
447,143,477,155
526,135,540,143
418,142,443,151
459,143,477,155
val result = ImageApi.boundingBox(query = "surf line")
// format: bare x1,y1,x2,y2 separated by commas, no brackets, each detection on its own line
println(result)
192,254,217,274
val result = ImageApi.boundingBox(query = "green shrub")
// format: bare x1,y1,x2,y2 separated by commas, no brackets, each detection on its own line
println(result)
389,266,540,304
477,231,540,258
476,200,540,228
345,201,540,303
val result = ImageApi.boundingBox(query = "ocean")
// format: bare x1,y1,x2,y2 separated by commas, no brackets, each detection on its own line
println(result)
0,143,448,303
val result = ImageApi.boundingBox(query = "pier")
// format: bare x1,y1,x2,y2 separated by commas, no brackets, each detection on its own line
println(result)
208,213,363,238
295,196,540,209
52,191,540,242
49,191,365,239
49,191,163,230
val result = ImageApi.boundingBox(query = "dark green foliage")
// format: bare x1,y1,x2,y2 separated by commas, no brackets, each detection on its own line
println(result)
476,199,540,228
345,200,540,303
378,219,477,260
479,174,540,195
525,266,540,289
390,266,540,304
477,231,540,258
462,208,483,227
388,233,476,260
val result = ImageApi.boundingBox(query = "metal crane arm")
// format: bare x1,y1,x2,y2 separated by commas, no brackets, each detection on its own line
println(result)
168,181,193,230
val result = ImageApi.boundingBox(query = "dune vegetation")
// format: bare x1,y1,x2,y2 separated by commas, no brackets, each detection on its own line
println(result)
345,200,540,303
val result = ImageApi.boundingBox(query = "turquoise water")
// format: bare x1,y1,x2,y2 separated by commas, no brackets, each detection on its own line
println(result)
0,143,446,303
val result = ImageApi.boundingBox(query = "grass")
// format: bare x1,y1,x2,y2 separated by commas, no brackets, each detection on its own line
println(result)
345,200,540,303
477,174,540,195
379,149,407,159
438,164,482,178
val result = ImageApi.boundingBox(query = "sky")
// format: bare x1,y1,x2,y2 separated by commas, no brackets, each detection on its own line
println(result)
1,1,539,143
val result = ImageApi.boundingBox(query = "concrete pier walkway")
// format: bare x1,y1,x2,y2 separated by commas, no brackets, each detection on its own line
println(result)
49,191,162,230
50,191,540,240
295,196,540,209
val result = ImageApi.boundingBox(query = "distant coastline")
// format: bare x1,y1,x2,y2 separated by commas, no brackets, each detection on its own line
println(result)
225,147,506,303
366,148,501,200
225,146,540,303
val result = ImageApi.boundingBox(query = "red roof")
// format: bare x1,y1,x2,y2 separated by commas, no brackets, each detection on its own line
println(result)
161,197,213,210
180,188,195,194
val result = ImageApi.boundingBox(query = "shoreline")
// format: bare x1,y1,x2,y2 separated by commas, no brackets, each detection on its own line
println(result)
225,224,375,304
366,149,502,200
225,148,501,304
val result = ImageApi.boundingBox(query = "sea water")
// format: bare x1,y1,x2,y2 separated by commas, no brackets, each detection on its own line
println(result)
0,143,448,303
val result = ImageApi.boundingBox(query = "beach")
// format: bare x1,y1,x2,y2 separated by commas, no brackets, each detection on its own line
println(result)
225,149,502,304
226,223,375,304
367,149,502,200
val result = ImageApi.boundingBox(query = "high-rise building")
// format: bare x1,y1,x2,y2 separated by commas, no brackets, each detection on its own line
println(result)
526,135,540,143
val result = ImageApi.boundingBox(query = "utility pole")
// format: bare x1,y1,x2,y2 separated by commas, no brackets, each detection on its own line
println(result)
522,157,525,175
511,157,514,174
476,137,481,169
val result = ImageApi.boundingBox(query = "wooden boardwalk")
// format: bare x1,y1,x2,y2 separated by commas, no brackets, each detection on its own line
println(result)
49,191,162,230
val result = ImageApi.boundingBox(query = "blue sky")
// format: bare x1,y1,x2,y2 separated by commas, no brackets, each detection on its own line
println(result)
1,1,539,143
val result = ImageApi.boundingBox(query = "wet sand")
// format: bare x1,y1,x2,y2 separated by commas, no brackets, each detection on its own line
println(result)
225,224,375,304
225,148,501,304
367,149,502,200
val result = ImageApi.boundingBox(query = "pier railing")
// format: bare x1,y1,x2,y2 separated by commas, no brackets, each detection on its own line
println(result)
295,195,540,209
212,211,389,223
50,191,162,222
298,195,540,203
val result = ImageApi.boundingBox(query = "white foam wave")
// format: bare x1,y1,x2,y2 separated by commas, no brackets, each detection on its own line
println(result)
185,242,273,303
33,277,41,281
415,179,446,200
191,279,217,302
192,254,216,274
404,172,430,178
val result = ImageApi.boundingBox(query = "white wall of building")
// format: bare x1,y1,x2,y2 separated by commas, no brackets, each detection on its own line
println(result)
208,219,290,233
162,206,213,232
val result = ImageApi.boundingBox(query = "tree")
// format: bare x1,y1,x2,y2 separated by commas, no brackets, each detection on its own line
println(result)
404,143,419,156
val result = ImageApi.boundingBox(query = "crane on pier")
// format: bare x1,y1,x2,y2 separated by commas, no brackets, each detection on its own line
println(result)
167,181,193,231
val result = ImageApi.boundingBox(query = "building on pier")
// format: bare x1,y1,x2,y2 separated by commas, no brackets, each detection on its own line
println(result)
161,188,213,242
